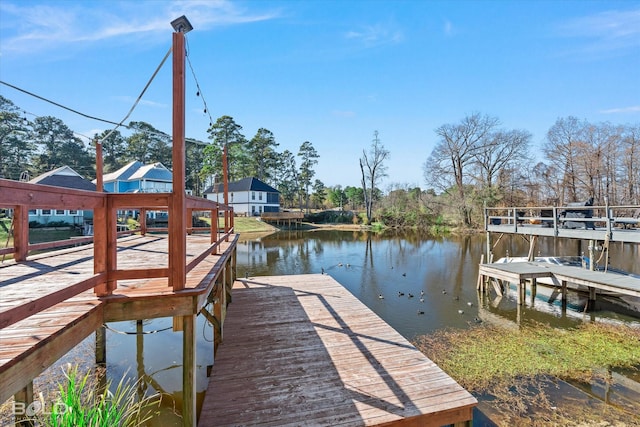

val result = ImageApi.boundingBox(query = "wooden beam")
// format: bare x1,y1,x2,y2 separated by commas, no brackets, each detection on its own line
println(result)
13,205,28,262
14,382,33,427
95,325,106,366
0,179,103,209
0,305,103,403
182,314,196,427
0,273,106,329
169,30,187,291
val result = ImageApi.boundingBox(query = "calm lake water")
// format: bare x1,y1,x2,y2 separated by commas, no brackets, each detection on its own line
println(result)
84,231,640,424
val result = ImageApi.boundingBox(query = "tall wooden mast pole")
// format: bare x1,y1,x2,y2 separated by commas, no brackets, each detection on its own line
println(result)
169,30,187,291
223,144,229,233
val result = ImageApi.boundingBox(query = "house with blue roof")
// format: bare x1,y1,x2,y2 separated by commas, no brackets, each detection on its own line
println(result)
101,161,173,193
203,177,280,216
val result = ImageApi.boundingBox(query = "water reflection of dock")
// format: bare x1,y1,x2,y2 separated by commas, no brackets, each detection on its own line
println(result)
199,274,477,427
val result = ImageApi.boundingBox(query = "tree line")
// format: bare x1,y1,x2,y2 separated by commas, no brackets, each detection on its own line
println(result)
2,94,638,229
0,96,323,211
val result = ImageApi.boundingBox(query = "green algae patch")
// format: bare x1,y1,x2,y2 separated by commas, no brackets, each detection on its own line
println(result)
414,322,640,425
414,322,640,392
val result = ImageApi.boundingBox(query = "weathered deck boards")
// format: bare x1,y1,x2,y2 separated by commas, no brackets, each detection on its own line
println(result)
199,274,476,427
0,235,230,325
479,261,640,298
0,234,238,403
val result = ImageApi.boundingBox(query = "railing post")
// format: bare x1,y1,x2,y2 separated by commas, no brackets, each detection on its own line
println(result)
140,208,147,236
94,195,109,296
13,205,29,262
106,196,118,293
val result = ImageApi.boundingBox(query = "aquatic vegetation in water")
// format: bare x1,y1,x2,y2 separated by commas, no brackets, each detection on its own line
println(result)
414,322,640,425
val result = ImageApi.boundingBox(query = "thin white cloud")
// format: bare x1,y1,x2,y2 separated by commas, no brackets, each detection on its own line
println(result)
443,19,455,37
112,96,167,109
555,7,640,58
600,106,640,114
0,0,280,54
331,110,356,118
345,23,403,47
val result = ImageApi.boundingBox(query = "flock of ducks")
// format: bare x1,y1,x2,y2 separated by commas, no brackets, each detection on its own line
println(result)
326,263,481,321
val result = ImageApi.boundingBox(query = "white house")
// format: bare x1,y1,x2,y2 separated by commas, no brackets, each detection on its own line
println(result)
203,177,280,216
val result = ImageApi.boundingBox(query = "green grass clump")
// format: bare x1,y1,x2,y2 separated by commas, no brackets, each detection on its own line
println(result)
34,364,161,427
415,322,640,425
414,322,640,392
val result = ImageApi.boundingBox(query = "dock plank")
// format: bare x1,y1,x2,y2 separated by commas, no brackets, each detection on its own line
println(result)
199,274,476,427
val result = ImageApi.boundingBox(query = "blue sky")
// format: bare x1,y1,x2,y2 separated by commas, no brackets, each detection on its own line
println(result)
1,0,639,188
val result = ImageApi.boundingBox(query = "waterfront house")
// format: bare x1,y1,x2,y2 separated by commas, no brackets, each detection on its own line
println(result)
101,161,172,194
27,166,96,227
203,177,280,216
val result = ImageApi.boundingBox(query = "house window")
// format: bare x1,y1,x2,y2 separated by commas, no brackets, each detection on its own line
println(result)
259,206,263,214
41,209,52,215
251,206,256,215
252,191,255,200
55,209,65,215
69,210,78,215
259,192,263,201
28,209,37,215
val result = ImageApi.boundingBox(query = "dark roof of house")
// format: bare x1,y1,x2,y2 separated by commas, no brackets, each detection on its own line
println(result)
203,177,279,194
29,166,97,191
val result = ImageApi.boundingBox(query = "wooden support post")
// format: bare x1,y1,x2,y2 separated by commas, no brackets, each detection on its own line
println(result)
95,325,106,366
106,196,117,293
561,280,567,302
588,287,596,311
182,314,196,427
211,208,218,249
186,208,193,235
530,278,537,306
13,205,29,262
140,208,147,235
491,278,503,297
14,382,33,427
527,235,537,261
476,254,484,291
169,30,187,291
213,279,224,351
517,279,525,305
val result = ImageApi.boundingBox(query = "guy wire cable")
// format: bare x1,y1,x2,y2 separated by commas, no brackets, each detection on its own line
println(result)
99,45,172,144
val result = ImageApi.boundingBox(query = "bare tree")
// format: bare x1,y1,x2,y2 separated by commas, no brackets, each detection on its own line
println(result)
471,128,531,206
423,113,499,226
621,124,640,204
543,116,584,203
360,131,389,224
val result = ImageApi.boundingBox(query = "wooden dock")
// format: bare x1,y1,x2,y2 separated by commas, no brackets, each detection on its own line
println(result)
484,204,640,244
260,211,304,228
0,234,238,410
478,261,640,306
199,274,476,427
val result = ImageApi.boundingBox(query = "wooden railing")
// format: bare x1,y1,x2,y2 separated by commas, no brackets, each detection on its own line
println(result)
261,211,304,219
485,204,640,235
0,178,235,329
